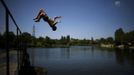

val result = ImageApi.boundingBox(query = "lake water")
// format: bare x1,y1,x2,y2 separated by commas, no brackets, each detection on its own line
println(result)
28,46,134,75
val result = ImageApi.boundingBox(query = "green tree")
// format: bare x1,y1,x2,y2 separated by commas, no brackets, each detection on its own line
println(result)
106,37,114,44
36,36,44,47
115,28,124,44
21,32,32,47
44,36,53,47
60,36,66,44
3,31,16,48
67,35,70,43
31,36,37,47
38,37,44,42
124,30,134,45
91,37,94,44
0,33,3,48
66,35,70,45
99,38,106,44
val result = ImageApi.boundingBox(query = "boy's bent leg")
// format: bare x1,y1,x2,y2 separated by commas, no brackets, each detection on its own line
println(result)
33,11,42,20
34,15,43,22
34,9,45,20
54,16,61,21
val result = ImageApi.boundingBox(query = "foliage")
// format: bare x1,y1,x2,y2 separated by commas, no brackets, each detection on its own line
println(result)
115,28,124,44
0,28,134,48
115,28,134,45
97,37,114,44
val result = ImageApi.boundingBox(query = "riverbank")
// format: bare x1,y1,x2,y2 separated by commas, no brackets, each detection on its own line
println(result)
0,49,48,75
0,62,17,75
0,50,17,75
99,43,134,50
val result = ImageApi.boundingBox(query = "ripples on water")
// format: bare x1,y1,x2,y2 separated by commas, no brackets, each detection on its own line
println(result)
28,46,134,75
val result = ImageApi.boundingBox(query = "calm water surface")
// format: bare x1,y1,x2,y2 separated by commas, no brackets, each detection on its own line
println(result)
28,46,134,75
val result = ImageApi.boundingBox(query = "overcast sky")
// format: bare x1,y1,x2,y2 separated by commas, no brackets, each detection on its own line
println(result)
0,0,134,39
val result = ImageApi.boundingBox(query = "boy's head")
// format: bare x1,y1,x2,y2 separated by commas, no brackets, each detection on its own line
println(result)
52,26,57,31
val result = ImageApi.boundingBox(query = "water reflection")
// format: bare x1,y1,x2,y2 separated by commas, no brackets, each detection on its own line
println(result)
27,46,134,75
28,46,134,66
115,48,134,65
60,48,70,59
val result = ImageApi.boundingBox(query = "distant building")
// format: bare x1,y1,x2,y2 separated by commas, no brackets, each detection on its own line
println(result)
100,43,114,48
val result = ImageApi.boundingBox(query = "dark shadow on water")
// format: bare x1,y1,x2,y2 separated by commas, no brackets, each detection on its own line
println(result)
115,48,134,65
18,49,37,75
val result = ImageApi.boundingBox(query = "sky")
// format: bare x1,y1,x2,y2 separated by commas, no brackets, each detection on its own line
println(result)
0,0,134,39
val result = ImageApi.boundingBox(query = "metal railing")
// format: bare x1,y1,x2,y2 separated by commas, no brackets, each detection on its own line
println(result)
0,0,27,75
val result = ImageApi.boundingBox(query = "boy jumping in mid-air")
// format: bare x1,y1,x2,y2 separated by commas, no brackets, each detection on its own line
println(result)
33,9,61,31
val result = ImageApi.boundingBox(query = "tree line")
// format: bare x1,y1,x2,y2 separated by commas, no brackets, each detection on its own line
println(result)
115,28,134,46
0,28,134,48
0,32,93,48
95,28,134,47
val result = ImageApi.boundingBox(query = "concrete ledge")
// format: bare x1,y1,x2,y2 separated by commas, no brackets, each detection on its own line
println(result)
34,67,48,75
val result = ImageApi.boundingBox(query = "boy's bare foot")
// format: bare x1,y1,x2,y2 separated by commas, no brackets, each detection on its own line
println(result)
33,18,40,22
34,19,40,22
33,18,37,20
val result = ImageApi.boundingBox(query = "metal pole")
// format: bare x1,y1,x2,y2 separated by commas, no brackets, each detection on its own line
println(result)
32,24,35,66
16,28,20,74
6,9,9,75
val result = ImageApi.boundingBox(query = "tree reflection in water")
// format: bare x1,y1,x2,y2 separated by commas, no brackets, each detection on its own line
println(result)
115,49,134,65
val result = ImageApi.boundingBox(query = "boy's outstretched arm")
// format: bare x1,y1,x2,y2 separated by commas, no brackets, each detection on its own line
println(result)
54,16,62,22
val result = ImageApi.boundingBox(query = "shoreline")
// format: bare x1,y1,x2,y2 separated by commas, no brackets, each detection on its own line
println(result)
0,50,17,75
